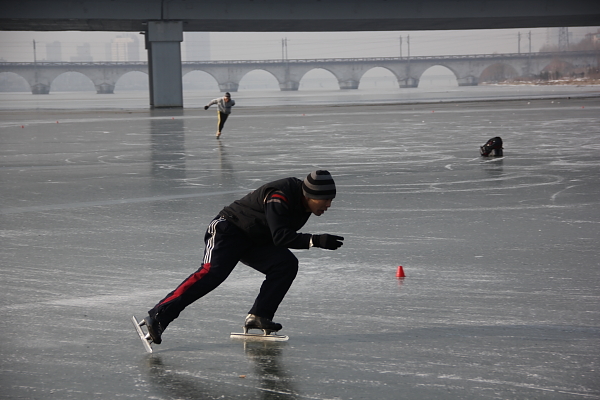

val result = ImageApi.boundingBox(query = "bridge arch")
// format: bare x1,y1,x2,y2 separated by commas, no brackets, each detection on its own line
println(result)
299,68,339,90
406,64,459,88
0,72,30,92
479,63,519,83
183,70,219,91
238,69,280,90
358,66,399,89
51,71,96,92
114,71,148,91
418,65,459,87
406,60,485,86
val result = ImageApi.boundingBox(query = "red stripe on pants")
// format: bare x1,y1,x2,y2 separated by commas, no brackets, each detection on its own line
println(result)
159,263,212,305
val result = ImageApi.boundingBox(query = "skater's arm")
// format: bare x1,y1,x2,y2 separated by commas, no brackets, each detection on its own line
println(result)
205,98,218,108
265,192,311,249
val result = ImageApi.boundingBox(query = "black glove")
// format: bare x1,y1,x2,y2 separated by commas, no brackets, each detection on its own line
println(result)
204,106,208,110
312,234,344,250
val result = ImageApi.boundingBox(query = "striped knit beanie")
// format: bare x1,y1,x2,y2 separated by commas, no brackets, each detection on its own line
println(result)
302,170,336,200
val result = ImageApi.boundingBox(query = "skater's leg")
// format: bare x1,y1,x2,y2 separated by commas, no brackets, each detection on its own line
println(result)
217,111,228,134
148,217,249,329
241,247,298,320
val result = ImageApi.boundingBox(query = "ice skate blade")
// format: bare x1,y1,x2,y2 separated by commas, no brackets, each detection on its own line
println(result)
230,332,289,342
131,315,154,353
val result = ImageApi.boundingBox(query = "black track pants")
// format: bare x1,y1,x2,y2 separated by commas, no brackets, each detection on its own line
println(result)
217,111,229,132
148,217,298,328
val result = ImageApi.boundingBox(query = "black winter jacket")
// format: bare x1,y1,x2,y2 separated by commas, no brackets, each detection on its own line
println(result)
219,178,312,248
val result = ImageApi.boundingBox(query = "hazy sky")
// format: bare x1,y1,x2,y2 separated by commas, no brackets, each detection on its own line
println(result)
0,26,597,62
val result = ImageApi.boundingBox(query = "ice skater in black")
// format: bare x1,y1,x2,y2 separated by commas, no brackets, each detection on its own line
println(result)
143,170,344,344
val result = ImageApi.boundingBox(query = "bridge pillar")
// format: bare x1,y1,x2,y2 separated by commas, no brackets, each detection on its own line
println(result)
218,82,239,92
146,21,184,108
31,83,50,94
457,76,478,86
339,80,359,90
279,81,299,91
399,78,419,88
96,83,115,94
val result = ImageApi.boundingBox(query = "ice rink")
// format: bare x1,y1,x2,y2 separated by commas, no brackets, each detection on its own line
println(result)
1,96,599,399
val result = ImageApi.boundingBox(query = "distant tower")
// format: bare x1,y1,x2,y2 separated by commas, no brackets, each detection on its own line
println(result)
111,35,140,61
46,41,62,61
558,27,569,51
184,32,210,61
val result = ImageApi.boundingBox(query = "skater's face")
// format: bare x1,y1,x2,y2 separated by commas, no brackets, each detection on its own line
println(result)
224,96,230,102
304,198,333,216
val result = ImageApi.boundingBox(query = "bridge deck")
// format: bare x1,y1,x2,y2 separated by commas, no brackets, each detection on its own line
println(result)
2,0,599,31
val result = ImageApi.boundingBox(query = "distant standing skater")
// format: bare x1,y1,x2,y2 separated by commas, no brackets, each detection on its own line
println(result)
204,92,235,139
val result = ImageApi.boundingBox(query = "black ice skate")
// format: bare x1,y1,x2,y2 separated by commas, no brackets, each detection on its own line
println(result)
230,314,289,341
143,315,164,345
131,314,165,353
244,314,282,335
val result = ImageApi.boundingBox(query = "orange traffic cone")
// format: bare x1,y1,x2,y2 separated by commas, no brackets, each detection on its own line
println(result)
396,266,406,278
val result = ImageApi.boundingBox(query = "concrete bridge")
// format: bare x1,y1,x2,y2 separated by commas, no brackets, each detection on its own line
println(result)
3,0,599,106
1,51,597,95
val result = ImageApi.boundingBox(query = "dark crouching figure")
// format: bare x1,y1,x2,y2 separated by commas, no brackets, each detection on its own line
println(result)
480,137,503,157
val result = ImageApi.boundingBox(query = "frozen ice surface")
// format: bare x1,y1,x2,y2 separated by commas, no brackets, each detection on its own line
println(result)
1,96,599,399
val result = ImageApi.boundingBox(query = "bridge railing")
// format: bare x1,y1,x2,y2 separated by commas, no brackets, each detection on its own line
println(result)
0,51,597,67
183,51,596,64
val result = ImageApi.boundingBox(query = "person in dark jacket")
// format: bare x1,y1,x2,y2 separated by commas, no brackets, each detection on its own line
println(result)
480,136,503,157
143,170,344,345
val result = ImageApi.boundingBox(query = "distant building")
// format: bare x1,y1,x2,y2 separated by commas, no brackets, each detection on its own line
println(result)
184,32,210,61
70,43,93,62
111,35,140,61
46,41,62,62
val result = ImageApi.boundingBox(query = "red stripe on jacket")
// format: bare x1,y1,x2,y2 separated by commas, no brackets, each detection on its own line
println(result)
270,193,288,203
